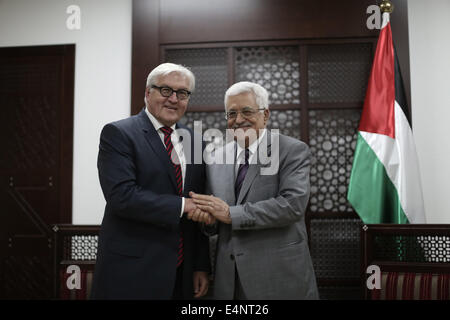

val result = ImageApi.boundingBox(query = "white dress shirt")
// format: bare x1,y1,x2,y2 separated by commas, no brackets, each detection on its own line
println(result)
145,108,186,217
235,129,267,178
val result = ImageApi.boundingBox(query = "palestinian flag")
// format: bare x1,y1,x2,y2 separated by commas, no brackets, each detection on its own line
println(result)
347,12,426,224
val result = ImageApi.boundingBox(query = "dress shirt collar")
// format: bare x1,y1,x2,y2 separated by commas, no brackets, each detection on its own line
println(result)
236,129,267,164
145,107,176,132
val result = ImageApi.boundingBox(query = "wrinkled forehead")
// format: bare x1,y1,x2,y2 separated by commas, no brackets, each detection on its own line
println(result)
156,71,191,89
226,91,258,110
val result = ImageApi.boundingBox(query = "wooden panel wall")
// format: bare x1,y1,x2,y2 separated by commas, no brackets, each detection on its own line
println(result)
131,0,411,117
159,0,377,43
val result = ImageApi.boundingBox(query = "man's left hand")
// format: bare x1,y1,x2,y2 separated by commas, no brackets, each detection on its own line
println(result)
187,208,216,225
190,192,231,224
193,271,209,298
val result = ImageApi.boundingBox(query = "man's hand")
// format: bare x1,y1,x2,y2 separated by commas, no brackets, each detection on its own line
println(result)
190,192,231,224
193,271,209,298
185,197,216,224
187,208,216,225
184,198,197,213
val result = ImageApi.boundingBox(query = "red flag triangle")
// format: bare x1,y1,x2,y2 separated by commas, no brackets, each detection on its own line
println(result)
359,17,396,139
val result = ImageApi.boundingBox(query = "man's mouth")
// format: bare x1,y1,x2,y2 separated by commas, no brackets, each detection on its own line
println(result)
233,126,252,130
164,105,178,111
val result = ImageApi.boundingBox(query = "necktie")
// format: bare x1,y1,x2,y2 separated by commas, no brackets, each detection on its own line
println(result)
235,148,249,200
160,126,183,267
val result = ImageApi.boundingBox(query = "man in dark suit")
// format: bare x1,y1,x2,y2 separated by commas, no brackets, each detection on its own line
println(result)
91,63,210,300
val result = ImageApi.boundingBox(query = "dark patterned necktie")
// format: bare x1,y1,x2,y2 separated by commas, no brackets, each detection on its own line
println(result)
235,148,249,200
160,126,183,267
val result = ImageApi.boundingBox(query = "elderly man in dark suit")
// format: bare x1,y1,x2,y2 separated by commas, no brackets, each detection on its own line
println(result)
91,63,210,300
189,81,319,300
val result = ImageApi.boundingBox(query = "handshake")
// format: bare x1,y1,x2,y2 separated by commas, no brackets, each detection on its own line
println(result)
184,191,231,225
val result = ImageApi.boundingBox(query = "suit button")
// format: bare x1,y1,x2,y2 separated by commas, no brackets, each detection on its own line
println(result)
230,254,235,260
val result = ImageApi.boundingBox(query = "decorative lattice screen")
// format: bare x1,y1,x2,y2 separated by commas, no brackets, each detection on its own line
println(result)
166,48,228,107
63,235,98,261
164,41,374,300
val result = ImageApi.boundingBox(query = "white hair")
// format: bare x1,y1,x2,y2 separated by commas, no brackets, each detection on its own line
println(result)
224,81,269,111
146,63,195,91
144,63,195,107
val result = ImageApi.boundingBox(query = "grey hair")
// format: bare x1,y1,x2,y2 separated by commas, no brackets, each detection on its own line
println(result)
146,63,195,91
144,63,195,107
224,81,269,111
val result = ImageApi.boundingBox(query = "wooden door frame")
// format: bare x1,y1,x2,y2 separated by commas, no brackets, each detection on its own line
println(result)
0,44,75,299
0,44,74,223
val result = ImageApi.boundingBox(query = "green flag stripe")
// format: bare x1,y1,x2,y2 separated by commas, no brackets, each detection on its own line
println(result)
347,133,409,224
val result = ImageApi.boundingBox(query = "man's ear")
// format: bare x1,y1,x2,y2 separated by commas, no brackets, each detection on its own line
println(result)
264,109,270,124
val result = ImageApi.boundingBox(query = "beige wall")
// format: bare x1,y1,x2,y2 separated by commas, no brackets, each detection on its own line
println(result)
0,0,132,224
408,0,450,223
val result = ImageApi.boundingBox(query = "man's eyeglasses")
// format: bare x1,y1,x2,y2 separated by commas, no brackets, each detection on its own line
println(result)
225,107,265,120
151,85,191,100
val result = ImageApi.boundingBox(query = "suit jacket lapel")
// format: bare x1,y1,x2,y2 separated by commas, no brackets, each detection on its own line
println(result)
138,109,178,191
183,163,193,197
223,162,236,206
216,142,236,206
180,123,193,197
236,164,257,205
236,131,273,204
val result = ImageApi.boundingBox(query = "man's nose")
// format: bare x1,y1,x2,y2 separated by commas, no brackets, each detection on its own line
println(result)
168,91,178,103
235,111,246,123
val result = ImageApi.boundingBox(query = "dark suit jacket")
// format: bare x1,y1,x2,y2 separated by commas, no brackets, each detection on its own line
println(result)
91,109,210,300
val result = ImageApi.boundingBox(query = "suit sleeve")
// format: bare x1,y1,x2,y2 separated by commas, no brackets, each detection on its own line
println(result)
198,175,219,236
191,160,211,273
97,123,181,228
229,141,311,231
194,224,211,273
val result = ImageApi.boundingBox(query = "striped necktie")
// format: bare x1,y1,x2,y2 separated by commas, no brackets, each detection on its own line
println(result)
235,148,249,201
160,126,183,267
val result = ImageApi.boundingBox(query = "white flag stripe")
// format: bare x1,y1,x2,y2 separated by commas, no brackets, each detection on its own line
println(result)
381,12,390,29
394,101,426,223
360,101,425,223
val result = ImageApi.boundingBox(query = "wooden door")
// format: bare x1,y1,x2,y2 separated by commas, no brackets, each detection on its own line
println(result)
0,45,74,299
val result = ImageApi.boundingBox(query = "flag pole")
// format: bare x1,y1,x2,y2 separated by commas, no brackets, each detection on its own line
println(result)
378,1,426,263
380,0,394,13
379,0,404,262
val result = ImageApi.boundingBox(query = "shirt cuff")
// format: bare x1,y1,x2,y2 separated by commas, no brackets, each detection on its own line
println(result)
180,197,185,217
